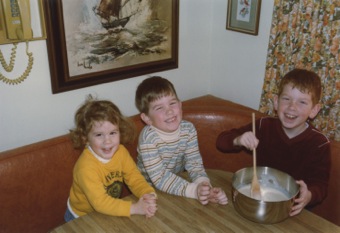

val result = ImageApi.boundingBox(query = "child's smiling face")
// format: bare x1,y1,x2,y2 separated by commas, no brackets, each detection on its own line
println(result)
87,120,120,160
274,83,320,138
141,94,182,133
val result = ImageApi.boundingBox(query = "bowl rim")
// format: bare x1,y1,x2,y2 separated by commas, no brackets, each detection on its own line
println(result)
232,166,300,202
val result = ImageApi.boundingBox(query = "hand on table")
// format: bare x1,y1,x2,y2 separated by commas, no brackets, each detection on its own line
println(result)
143,193,158,218
197,182,228,205
197,182,211,205
208,187,228,205
131,193,158,217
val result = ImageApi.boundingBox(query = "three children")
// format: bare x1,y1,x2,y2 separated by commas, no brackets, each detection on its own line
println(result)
66,68,330,221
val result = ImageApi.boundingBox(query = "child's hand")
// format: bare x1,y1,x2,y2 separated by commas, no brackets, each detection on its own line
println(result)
208,187,228,205
142,193,158,218
131,193,158,217
142,193,157,202
197,182,211,205
233,131,259,150
290,180,311,216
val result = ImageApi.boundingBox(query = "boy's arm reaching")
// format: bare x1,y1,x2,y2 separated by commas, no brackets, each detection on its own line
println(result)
216,122,254,152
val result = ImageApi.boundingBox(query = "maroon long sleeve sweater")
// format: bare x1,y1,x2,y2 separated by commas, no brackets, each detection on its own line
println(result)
216,116,331,207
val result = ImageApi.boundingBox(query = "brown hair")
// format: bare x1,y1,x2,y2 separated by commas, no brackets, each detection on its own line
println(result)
70,95,135,149
278,68,322,105
135,76,178,114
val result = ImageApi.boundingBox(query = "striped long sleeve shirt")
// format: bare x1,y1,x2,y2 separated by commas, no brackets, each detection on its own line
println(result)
137,120,210,199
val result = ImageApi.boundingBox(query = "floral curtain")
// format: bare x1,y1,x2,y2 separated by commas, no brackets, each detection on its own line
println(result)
259,0,340,141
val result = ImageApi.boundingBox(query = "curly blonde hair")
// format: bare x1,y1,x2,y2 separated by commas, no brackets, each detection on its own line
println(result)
70,95,136,149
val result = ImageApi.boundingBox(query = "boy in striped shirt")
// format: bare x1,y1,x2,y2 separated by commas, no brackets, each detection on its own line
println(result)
135,76,227,205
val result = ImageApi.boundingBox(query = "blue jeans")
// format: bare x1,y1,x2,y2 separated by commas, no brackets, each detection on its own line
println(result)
64,207,76,222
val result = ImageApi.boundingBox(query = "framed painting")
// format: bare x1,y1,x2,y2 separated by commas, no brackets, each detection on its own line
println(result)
226,0,261,35
44,0,179,93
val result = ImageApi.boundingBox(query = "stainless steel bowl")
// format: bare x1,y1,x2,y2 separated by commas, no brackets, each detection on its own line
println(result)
232,167,299,224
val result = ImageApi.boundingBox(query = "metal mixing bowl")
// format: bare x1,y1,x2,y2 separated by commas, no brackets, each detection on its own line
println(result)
232,167,299,224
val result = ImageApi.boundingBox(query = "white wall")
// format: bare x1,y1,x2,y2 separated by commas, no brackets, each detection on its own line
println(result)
0,0,273,152
210,0,274,110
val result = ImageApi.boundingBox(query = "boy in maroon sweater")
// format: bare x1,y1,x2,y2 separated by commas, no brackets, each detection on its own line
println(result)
216,69,331,216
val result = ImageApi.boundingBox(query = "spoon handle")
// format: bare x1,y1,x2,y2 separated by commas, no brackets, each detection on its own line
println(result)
252,113,256,174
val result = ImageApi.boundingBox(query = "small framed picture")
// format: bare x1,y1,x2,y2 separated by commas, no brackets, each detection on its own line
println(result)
226,0,262,35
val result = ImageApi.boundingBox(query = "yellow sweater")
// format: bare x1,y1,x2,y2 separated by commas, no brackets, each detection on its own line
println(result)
69,145,155,217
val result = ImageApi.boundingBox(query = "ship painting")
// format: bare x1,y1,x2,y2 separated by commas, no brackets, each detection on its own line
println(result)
94,0,140,30
64,0,173,77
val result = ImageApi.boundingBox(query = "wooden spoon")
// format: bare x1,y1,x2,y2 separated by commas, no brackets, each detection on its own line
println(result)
250,113,261,200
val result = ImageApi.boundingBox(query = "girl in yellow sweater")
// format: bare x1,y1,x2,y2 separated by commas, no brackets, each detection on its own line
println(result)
64,96,157,222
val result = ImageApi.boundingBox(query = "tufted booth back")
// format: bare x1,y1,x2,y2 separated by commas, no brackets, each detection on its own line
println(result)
0,95,338,233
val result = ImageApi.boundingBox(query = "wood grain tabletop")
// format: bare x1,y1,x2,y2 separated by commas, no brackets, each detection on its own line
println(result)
51,169,340,233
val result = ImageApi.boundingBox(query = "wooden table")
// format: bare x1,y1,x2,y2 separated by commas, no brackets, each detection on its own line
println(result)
52,169,340,232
